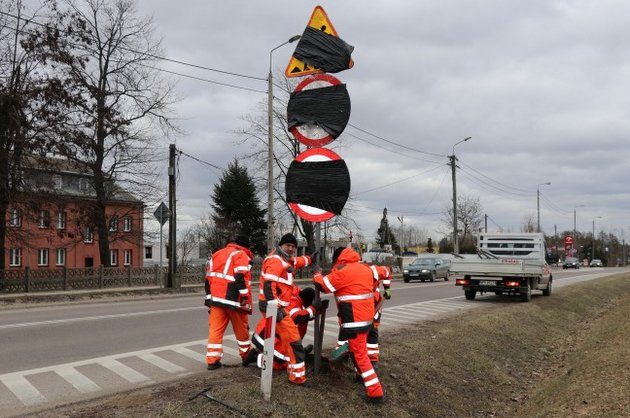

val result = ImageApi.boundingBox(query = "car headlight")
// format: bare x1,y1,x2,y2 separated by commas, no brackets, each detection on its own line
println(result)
403,269,409,274
421,269,430,273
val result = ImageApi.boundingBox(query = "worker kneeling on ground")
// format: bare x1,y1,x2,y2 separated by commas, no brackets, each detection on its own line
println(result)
204,235,254,370
249,286,320,370
314,247,385,403
244,233,313,385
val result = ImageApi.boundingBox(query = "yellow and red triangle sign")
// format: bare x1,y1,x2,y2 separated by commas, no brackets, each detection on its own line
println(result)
285,6,354,78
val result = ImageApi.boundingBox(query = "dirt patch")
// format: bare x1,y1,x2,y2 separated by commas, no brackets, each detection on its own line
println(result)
30,274,630,417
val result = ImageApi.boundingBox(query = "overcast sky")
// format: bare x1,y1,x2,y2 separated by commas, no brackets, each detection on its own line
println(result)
132,0,630,243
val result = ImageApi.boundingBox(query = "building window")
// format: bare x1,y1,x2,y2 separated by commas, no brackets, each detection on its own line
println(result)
123,216,132,232
110,249,118,266
78,177,89,192
9,209,21,227
56,248,66,266
109,216,118,232
145,246,153,259
53,175,62,189
84,228,93,243
38,248,49,266
123,249,132,266
38,210,50,228
9,248,21,266
57,211,66,230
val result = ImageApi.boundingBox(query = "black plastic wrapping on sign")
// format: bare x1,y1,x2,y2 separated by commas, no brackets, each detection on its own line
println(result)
286,159,351,215
287,84,350,139
293,26,354,74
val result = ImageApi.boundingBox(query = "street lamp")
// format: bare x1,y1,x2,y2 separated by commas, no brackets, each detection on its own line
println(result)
267,35,301,253
536,182,551,233
592,216,602,261
449,136,471,254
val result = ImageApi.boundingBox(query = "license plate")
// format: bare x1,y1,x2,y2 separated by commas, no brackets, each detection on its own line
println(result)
410,273,419,276
479,280,496,286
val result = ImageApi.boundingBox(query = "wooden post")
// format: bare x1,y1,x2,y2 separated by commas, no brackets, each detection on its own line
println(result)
154,265,159,286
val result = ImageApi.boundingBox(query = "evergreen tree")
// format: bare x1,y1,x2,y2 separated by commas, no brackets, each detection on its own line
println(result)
376,208,398,250
426,238,435,253
211,160,267,255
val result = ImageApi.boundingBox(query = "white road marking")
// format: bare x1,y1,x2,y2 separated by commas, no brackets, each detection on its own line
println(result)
137,353,187,374
100,359,152,384
0,375,47,406
55,366,100,393
171,346,205,363
0,306,202,330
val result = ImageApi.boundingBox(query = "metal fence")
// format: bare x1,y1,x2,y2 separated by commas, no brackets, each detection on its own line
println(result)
0,265,207,293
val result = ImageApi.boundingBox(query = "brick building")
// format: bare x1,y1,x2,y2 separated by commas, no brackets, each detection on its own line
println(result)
4,157,144,269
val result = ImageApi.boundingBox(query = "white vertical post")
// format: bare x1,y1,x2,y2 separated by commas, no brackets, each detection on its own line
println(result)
261,299,278,401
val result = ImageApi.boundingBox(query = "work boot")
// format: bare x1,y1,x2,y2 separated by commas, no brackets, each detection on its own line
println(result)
304,344,314,355
365,395,384,404
242,349,258,367
206,362,222,371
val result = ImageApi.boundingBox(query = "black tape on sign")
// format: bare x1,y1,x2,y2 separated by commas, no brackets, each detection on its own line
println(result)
287,84,351,139
286,159,350,215
293,26,354,74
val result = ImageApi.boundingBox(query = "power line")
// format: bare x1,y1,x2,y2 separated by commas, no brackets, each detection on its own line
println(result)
143,65,266,94
345,132,445,165
458,169,530,199
177,149,224,173
486,214,503,230
353,165,444,196
347,123,446,158
458,159,533,194
0,9,266,81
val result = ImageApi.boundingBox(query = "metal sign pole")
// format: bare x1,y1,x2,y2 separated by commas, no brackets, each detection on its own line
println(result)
313,222,323,374
261,300,278,401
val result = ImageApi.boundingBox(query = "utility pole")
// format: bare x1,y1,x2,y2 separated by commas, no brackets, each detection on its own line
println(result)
450,154,458,253
168,144,178,288
450,137,470,254
397,216,404,255
484,214,488,233
537,182,551,233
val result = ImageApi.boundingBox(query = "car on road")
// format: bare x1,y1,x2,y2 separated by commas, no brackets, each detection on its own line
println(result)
589,259,603,267
403,257,449,282
562,257,580,269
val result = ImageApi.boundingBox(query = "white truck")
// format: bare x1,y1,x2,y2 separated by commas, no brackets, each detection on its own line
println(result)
451,233,552,302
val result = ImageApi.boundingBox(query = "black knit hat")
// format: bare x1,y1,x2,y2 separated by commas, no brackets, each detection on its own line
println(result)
234,235,250,248
332,247,346,264
278,233,298,247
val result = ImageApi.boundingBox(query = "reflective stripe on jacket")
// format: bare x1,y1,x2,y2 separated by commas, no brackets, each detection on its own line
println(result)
205,243,252,310
258,250,311,312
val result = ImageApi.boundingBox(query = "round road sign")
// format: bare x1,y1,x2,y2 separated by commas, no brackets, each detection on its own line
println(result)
287,147,349,222
289,74,348,147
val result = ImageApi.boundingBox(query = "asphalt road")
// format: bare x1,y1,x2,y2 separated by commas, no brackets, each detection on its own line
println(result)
0,267,625,416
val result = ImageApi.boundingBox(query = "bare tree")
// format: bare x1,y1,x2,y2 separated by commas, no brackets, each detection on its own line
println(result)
521,214,536,233
440,195,483,252
25,0,177,266
177,226,197,266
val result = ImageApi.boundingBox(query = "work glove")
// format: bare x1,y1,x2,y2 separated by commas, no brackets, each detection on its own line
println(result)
384,288,392,300
276,307,287,322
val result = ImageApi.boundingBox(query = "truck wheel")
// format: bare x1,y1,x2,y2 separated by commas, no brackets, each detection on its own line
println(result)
430,272,436,282
464,289,476,300
542,278,552,296
519,280,532,302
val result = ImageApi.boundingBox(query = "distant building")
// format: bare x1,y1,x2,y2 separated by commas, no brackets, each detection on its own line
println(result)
4,157,144,268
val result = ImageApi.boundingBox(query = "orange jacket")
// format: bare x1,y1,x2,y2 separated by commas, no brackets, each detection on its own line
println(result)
314,248,375,333
287,286,316,336
205,243,253,311
258,250,312,312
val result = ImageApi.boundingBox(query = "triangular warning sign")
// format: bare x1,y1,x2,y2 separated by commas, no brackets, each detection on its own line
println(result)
285,6,353,78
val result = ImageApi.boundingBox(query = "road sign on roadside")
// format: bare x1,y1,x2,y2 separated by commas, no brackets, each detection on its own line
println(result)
287,73,350,147
285,147,350,222
565,236,573,245
285,5,354,78
153,202,171,226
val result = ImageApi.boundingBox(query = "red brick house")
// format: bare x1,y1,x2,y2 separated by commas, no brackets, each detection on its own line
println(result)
4,158,144,269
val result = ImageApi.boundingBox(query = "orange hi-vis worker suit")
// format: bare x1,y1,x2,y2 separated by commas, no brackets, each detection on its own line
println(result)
204,242,253,366
367,265,391,362
252,285,315,370
258,251,312,384
314,248,384,400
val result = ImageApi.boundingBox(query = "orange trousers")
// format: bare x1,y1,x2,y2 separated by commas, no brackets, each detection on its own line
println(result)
275,315,306,383
350,331,384,399
206,306,251,365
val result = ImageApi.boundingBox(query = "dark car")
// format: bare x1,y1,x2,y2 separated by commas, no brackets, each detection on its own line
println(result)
562,257,580,269
403,257,450,282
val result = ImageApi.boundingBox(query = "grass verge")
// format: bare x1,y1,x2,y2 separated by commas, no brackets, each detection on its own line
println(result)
35,274,630,417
